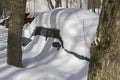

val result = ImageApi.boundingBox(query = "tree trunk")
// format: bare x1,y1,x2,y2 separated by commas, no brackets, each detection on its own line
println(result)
55,0,60,8
66,0,68,8
88,0,92,10
80,0,82,8
88,0,101,13
47,0,54,9
0,5,2,17
88,0,120,80
7,0,26,67
0,0,10,18
59,0,62,7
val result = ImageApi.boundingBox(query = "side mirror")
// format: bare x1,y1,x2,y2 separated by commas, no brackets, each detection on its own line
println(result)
52,42,61,50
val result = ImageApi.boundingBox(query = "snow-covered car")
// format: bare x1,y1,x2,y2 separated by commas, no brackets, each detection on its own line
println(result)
22,8,99,80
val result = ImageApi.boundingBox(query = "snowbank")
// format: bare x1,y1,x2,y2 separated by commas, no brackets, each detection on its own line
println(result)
0,8,99,80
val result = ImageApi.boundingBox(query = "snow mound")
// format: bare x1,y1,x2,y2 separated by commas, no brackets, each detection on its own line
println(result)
0,8,99,80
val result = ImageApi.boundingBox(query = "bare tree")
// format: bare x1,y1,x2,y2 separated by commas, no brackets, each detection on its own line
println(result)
0,3,2,17
7,0,26,67
0,0,10,18
55,0,62,8
88,0,95,12
66,0,69,8
47,0,62,9
88,0,120,80
88,0,102,13
80,0,82,8
47,0,54,9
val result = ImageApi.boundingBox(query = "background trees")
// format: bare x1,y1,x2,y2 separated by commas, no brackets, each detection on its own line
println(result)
88,0,120,79
7,0,26,67
47,0,62,10
0,2,2,17
88,0,101,12
26,0,102,13
0,0,10,18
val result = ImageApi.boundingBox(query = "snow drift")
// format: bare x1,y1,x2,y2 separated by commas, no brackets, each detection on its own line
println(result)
0,8,99,80
22,8,99,80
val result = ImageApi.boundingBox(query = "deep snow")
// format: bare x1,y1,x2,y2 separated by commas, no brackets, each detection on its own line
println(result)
0,8,99,80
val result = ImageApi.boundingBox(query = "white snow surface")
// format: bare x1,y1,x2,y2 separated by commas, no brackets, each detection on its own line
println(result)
0,8,99,80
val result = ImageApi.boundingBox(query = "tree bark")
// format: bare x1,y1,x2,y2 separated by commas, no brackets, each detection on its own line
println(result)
88,0,120,80
7,0,26,67
0,4,2,17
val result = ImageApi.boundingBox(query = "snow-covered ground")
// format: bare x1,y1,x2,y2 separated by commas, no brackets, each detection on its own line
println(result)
0,8,99,80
